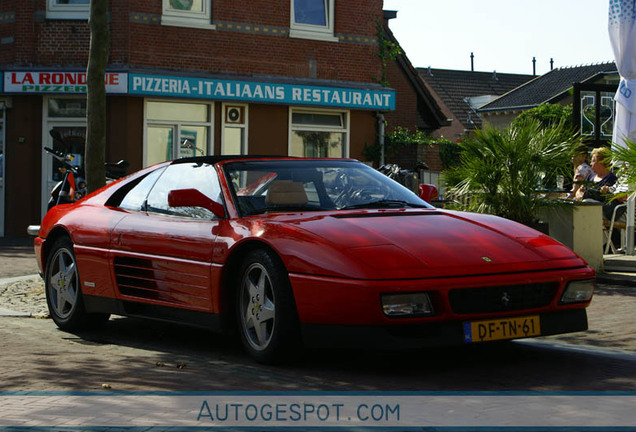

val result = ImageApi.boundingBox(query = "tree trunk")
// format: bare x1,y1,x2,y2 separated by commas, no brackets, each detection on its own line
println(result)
85,0,109,193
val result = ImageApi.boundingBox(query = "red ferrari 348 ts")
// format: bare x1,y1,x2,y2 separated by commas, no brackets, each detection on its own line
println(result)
32,156,595,363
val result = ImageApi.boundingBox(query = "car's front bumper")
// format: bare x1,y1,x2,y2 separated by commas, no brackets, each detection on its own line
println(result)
301,308,588,349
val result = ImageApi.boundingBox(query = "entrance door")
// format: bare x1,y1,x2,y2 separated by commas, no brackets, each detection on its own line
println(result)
41,125,86,217
0,108,5,236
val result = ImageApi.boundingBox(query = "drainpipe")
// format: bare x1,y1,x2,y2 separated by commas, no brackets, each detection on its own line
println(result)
377,113,385,167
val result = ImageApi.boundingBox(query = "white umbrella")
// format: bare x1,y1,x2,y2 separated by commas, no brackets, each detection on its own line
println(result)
609,0,636,254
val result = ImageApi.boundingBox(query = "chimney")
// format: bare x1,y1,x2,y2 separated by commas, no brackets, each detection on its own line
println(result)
492,70,498,81
470,52,474,72
532,57,536,76
550,58,554,70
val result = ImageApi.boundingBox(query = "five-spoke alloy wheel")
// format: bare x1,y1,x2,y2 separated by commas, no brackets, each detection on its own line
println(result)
45,237,108,330
237,249,299,363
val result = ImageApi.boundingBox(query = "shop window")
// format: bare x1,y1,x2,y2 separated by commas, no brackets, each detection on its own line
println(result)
162,0,215,29
222,104,248,155
145,101,213,166
46,0,90,20
290,109,348,158
290,0,337,42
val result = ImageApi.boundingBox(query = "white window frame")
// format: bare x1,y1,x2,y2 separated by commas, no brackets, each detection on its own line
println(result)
161,0,215,30
288,107,349,158
46,0,90,20
221,103,249,155
143,99,214,167
290,0,338,42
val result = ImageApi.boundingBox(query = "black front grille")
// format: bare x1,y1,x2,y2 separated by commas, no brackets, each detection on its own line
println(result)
448,282,559,314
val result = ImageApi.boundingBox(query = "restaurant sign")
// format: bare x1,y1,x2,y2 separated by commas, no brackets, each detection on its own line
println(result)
2,71,395,111
129,73,395,110
3,72,128,94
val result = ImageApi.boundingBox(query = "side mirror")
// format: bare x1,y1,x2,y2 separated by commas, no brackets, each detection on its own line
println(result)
168,188,226,219
418,184,439,203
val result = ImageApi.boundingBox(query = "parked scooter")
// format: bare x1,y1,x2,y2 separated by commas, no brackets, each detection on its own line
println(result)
45,130,85,211
45,130,129,211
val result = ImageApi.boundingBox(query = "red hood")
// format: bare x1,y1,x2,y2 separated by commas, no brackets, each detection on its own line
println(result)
261,209,587,279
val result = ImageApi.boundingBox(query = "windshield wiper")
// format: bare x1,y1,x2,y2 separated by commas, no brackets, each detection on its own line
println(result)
341,200,428,210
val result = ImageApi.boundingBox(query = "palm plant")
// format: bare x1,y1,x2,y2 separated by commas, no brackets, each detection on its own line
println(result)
446,119,582,226
611,139,636,196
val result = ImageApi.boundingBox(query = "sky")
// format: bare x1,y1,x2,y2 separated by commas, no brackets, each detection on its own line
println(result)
382,0,615,76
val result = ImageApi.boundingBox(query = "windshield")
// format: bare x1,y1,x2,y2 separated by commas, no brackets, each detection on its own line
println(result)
223,159,433,216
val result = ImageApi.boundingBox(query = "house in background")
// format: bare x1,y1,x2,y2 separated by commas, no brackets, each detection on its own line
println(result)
478,62,619,147
419,68,534,141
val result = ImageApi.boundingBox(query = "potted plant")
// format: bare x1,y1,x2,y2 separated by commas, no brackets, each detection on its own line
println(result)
444,119,582,229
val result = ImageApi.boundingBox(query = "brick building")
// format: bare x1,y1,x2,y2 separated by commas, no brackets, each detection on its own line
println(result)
0,1,445,237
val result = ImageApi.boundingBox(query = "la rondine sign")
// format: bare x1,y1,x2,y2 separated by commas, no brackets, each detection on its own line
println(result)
2,71,395,111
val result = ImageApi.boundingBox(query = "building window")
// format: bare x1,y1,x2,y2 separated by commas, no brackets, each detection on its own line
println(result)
289,109,348,158
46,0,90,20
162,0,215,29
222,104,248,155
290,0,337,42
145,100,213,167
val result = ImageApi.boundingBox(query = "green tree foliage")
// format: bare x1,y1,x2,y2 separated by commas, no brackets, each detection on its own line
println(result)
445,119,582,226
512,103,574,130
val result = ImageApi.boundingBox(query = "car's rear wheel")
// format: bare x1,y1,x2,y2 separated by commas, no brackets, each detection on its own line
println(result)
45,237,109,330
237,249,300,363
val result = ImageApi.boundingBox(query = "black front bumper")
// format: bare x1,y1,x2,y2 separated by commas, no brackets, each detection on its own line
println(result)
301,309,588,349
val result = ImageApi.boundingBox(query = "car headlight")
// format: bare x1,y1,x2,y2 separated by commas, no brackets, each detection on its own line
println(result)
381,293,434,317
560,279,595,304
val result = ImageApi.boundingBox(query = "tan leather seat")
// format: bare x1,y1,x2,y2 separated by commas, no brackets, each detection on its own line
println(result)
265,180,308,206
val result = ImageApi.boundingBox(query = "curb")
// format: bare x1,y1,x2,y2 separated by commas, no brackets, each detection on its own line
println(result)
596,272,636,287
0,306,31,317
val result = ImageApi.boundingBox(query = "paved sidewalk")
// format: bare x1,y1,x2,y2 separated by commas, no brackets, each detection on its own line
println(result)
0,237,39,279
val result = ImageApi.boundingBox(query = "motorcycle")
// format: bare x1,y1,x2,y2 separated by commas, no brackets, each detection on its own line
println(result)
45,130,128,211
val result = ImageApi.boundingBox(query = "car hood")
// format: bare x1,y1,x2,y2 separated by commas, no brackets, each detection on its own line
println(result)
263,209,586,279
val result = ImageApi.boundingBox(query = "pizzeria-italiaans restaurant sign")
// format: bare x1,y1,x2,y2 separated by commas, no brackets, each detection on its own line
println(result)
2,71,395,111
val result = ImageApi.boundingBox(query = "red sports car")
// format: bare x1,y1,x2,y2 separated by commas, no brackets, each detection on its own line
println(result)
32,156,595,363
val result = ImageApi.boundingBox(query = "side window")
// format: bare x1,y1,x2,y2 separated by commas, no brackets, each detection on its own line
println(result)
47,0,90,20
161,0,215,29
290,0,336,42
146,162,222,219
118,167,166,212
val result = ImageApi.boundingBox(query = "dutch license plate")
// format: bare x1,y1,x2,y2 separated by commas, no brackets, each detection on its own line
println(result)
463,315,541,343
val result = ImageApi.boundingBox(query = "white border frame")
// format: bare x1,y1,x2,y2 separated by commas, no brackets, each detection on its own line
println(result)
290,0,337,42
221,103,249,155
161,0,216,30
288,107,349,158
143,99,215,167
46,0,90,20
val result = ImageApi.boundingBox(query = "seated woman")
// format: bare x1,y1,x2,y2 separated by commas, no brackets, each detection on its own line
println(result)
576,147,617,205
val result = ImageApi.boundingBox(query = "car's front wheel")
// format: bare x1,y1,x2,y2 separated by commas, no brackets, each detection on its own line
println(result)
45,237,109,330
237,249,300,363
